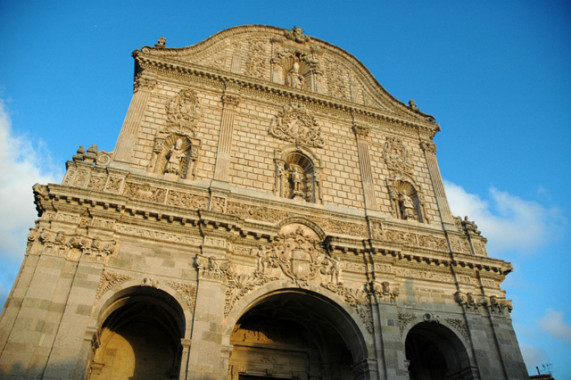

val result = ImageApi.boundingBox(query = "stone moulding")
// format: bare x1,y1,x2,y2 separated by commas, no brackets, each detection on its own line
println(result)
132,53,439,136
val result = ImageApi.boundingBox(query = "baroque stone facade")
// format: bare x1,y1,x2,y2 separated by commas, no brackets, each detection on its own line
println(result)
0,26,527,380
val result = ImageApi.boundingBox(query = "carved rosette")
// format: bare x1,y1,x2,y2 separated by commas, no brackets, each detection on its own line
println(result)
269,103,324,148
384,137,413,175
165,89,201,135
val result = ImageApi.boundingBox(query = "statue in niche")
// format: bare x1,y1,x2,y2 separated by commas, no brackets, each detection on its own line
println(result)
289,167,305,199
399,191,417,220
285,61,304,89
164,138,186,176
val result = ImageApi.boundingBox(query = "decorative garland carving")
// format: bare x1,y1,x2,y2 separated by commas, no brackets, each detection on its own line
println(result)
269,103,324,148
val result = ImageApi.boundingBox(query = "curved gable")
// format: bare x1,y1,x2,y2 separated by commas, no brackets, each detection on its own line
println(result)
136,25,433,122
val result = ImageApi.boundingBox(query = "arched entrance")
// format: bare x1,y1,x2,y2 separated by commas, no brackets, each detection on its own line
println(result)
88,287,185,380
228,289,367,380
405,321,474,380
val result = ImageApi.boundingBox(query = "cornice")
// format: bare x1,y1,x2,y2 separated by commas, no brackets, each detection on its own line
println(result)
133,51,439,136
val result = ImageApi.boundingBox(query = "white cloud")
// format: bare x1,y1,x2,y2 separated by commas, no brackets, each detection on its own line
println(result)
0,100,63,302
444,180,565,254
520,343,550,373
538,309,571,345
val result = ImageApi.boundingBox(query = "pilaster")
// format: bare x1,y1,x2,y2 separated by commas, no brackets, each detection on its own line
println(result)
213,87,241,182
353,124,378,214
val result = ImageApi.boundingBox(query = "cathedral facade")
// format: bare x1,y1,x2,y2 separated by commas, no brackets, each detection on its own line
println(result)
0,26,527,380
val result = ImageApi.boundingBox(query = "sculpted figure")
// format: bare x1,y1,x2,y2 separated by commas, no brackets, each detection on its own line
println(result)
164,138,186,175
285,61,304,89
400,191,416,220
290,167,304,198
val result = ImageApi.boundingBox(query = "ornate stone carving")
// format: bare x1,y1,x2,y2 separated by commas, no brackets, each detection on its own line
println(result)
166,190,209,209
266,227,328,286
420,140,436,154
398,311,416,335
284,26,310,44
88,175,106,192
445,318,470,342
245,41,267,79
105,175,124,193
324,58,349,99
116,224,202,246
165,89,201,135
96,271,133,299
195,255,227,281
226,202,288,223
211,196,227,213
269,103,324,148
124,182,167,203
322,282,373,334
37,228,118,262
384,137,413,175
223,268,278,317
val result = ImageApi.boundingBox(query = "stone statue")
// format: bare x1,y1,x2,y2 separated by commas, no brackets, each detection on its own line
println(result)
164,138,186,176
400,191,416,220
285,61,304,89
290,167,304,198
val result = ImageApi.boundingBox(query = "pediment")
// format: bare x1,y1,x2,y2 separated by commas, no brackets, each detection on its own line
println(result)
136,25,433,122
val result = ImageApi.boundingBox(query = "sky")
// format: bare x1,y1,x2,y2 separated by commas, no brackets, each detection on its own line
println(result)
0,0,570,377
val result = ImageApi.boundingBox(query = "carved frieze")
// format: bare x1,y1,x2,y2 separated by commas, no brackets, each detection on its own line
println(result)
37,228,118,262
165,89,201,135
124,182,167,203
116,224,201,246
105,175,124,193
166,190,209,209
226,202,288,223
454,291,512,314
195,255,228,281
269,103,324,148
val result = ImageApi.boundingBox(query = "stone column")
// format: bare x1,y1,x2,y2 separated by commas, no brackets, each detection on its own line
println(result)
353,124,378,214
213,91,240,182
113,74,155,163
420,140,456,229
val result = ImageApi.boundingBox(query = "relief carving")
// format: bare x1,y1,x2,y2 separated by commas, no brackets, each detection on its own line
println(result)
166,190,208,209
398,312,416,335
37,228,118,262
384,137,413,175
124,182,167,203
245,41,267,79
116,224,202,246
165,89,201,136
96,271,133,299
269,103,324,148
445,318,470,342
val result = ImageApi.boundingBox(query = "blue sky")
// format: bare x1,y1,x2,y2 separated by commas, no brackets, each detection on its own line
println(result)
1,1,569,377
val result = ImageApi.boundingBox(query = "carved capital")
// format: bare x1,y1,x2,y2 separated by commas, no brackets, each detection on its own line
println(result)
222,94,240,107
133,73,156,93
352,124,370,139
420,140,437,154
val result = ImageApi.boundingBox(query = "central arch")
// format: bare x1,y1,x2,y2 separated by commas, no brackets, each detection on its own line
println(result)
228,288,369,380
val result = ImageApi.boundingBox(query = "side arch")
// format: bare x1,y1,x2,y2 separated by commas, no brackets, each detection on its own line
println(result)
404,320,477,380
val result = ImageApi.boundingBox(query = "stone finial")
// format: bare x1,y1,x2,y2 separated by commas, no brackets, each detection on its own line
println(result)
285,26,309,43
408,99,418,110
155,37,166,48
